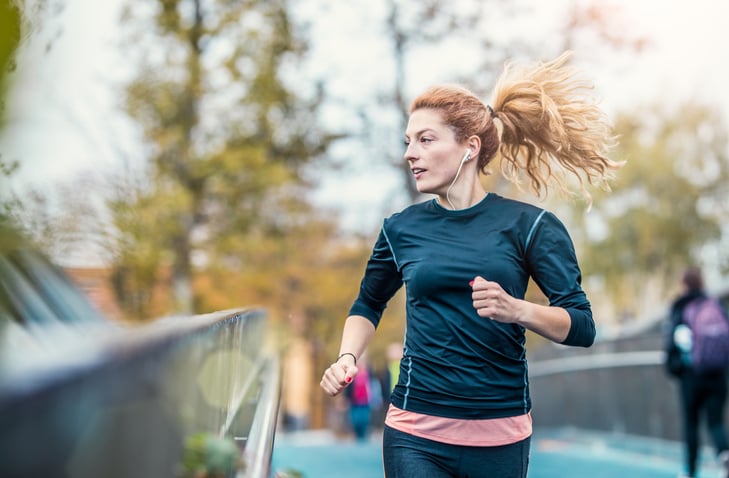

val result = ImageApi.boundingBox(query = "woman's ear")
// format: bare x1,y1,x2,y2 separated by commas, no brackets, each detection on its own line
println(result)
467,136,481,158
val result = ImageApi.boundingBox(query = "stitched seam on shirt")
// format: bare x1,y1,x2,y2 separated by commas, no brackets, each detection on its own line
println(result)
521,345,529,413
384,220,408,406
381,225,400,270
525,210,547,251
402,356,413,410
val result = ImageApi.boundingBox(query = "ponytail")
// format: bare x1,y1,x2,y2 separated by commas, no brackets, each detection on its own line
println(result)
491,51,623,204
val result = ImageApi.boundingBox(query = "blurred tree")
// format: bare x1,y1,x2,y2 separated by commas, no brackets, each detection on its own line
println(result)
1,0,65,244
0,0,21,123
0,0,23,243
107,170,173,319
568,104,729,322
113,0,340,317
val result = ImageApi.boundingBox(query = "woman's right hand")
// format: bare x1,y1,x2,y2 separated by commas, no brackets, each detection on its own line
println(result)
320,358,358,397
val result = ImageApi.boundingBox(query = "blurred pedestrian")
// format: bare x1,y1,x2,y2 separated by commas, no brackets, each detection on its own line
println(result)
320,51,622,478
665,266,729,478
344,353,377,441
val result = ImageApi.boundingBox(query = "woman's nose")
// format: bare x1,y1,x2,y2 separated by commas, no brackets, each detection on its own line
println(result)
404,144,415,162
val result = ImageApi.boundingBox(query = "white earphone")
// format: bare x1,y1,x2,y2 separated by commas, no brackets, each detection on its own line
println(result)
447,149,474,210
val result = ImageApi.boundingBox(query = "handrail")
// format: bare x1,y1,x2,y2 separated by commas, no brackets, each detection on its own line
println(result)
0,307,280,478
0,308,263,397
241,354,281,478
528,343,682,440
528,350,664,377
220,353,267,438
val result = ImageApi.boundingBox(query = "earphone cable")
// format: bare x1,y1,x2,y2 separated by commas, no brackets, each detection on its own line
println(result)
446,158,467,210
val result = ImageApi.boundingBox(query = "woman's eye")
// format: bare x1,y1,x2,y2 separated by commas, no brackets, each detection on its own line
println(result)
421,137,433,144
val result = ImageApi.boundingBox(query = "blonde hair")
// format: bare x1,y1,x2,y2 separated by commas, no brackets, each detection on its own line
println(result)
409,51,623,204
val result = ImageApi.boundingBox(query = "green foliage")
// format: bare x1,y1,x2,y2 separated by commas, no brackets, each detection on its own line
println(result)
0,0,21,102
0,0,22,220
112,0,337,318
274,469,304,478
107,173,172,320
569,103,729,316
182,432,241,478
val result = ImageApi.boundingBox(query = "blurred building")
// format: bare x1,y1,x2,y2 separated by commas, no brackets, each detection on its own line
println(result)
281,337,314,431
64,267,123,321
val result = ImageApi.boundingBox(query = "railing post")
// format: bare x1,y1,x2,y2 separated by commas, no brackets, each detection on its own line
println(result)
241,354,281,478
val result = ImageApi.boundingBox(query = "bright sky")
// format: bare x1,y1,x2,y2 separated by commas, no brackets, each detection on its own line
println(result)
3,0,729,235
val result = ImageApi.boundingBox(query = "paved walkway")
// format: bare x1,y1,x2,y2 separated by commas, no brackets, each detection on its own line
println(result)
271,427,726,478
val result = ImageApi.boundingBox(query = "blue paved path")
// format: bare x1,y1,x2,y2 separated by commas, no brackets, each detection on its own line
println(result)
272,428,726,478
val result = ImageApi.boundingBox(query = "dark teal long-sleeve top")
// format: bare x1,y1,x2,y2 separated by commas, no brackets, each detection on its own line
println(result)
349,193,595,420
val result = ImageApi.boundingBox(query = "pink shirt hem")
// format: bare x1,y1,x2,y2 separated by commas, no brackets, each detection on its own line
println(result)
385,403,532,447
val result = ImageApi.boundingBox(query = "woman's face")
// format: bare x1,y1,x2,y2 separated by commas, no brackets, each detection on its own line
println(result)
404,108,466,197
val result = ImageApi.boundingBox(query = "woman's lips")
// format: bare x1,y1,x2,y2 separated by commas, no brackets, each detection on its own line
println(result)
412,168,425,180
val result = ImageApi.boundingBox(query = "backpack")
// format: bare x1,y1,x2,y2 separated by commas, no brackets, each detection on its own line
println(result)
683,297,729,373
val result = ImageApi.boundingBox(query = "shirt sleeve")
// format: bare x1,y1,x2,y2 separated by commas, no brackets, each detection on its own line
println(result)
525,211,595,347
348,228,404,329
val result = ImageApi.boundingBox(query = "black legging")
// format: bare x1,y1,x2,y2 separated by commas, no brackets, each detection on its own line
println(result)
382,425,530,478
680,370,729,476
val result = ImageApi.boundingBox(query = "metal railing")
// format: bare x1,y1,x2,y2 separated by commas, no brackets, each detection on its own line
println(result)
0,307,281,478
241,353,281,478
528,289,729,441
528,338,680,440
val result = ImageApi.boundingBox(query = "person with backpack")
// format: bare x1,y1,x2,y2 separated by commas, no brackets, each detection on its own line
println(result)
665,266,729,478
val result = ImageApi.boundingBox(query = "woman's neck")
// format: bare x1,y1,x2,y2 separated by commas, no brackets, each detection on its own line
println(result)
438,186,488,210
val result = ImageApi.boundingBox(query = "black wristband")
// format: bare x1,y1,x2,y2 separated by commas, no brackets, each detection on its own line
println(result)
337,352,357,365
